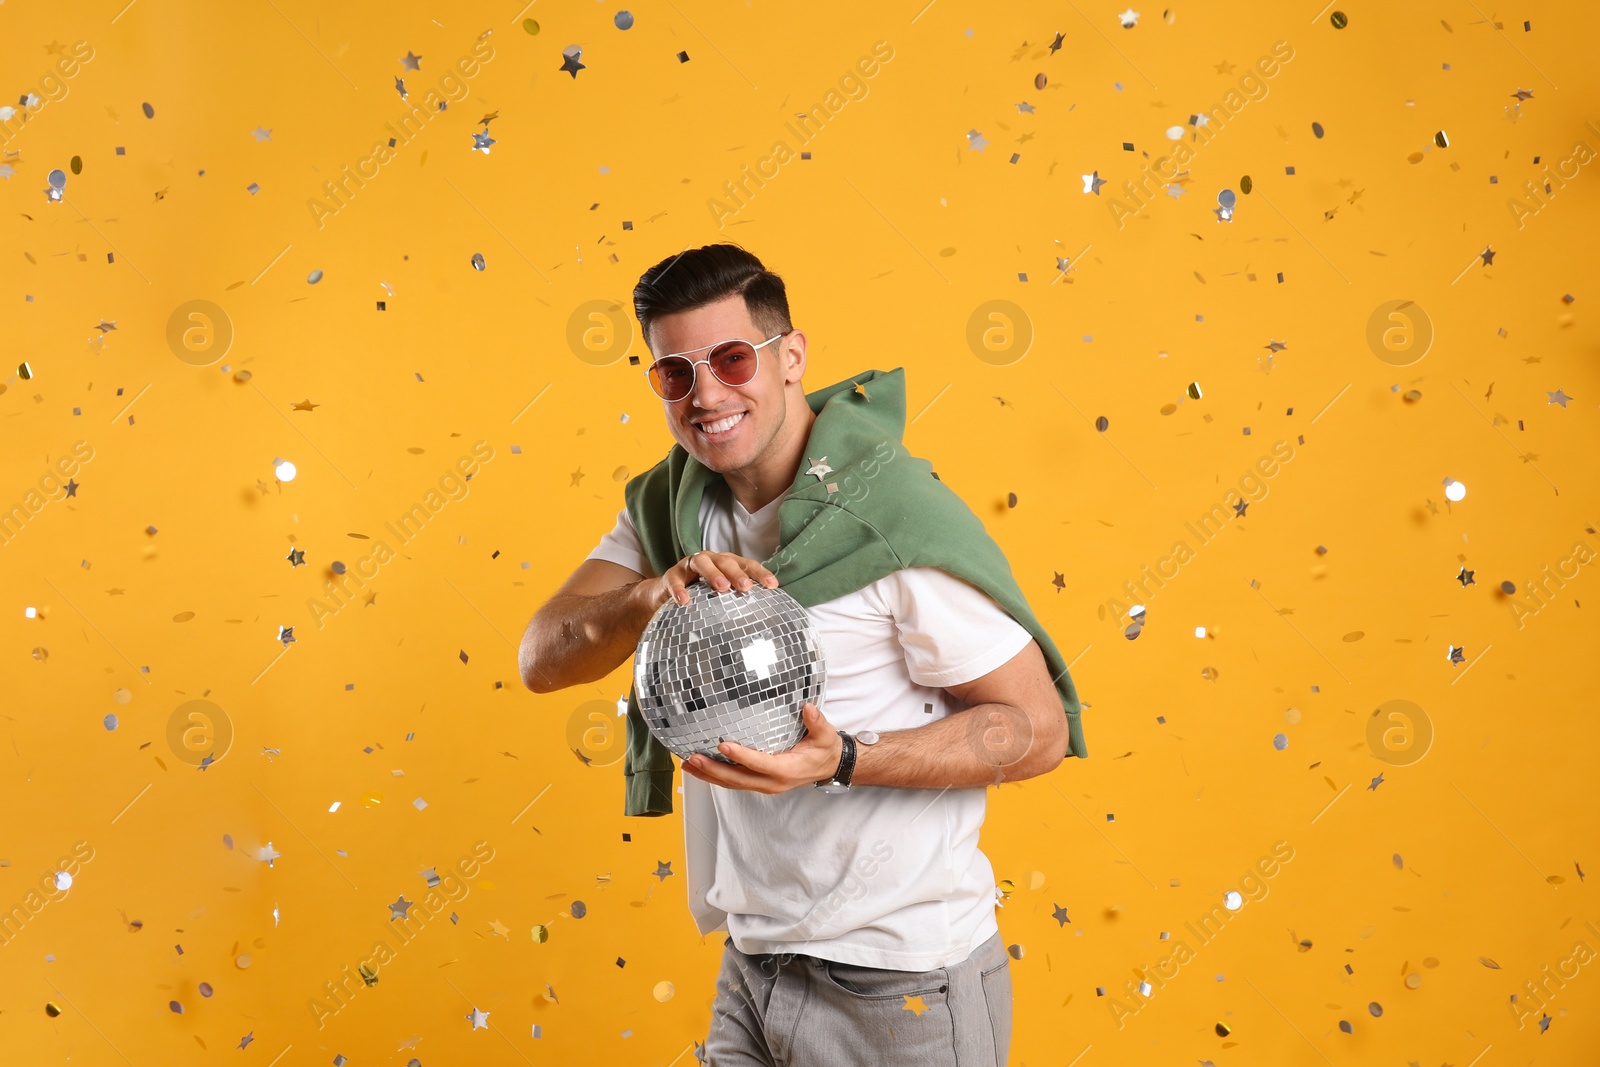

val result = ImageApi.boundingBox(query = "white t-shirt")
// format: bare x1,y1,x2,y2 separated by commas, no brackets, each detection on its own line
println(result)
587,479,1033,970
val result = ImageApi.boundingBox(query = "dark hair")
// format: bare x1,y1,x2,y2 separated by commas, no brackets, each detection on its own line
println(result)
633,243,792,354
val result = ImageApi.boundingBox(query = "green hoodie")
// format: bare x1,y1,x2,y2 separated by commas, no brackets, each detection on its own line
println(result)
620,366,1087,817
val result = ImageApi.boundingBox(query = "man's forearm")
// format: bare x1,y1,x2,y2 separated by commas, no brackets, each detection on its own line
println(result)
851,703,1065,789
519,581,660,693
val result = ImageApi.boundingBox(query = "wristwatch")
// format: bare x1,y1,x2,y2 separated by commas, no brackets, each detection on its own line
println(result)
814,731,857,794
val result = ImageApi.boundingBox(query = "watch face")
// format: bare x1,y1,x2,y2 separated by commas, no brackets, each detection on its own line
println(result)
815,781,850,794
856,730,879,745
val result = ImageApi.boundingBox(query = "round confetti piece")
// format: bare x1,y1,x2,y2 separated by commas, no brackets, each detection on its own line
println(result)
652,980,674,1001
531,924,549,943
1407,151,1424,164
169,1000,183,1014
1423,957,1439,968
1273,733,1288,750
471,252,486,271
523,18,539,34
199,982,213,997
1402,388,1421,403
1224,890,1243,910
1312,122,1325,138
1500,580,1516,594
55,871,72,890
45,1002,62,1017
615,10,635,30
1433,130,1449,148
1338,1019,1353,1033
1165,125,1185,140
142,102,155,118
1028,870,1045,890
570,900,587,919
235,954,252,969
1034,73,1046,90
48,169,67,190
1007,943,1025,960
1283,707,1301,724
1330,11,1347,29
1095,415,1109,432
1006,492,1018,508
32,647,48,662
104,713,118,730
1405,973,1422,988
1240,175,1253,194
1215,1021,1231,1037
612,466,630,482
307,269,324,284
1218,188,1236,210
1368,1001,1383,1016
70,155,82,175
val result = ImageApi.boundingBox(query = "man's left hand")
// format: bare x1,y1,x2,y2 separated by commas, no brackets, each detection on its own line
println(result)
681,701,843,794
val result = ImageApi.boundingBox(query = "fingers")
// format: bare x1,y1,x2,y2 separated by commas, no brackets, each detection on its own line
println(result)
677,552,780,601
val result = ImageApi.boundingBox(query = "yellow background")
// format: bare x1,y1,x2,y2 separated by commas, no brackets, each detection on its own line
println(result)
2,1,1597,1064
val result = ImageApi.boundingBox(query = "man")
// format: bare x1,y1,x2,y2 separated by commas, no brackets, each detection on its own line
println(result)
518,243,1087,1065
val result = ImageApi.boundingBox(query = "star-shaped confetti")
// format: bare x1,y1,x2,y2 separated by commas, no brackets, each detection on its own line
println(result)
1083,170,1106,194
1233,499,1248,517
1017,101,1035,114
251,126,272,142
805,456,833,481
1456,566,1475,587
1117,7,1140,28
258,842,281,865
653,860,674,881
1052,572,1065,592
45,40,67,55
1368,773,1385,791
238,1032,254,1050
1048,31,1065,53
400,50,422,71
398,1034,421,1050
1546,389,1572,407
291,398,321,411
1263,339,1287,353
466,1006,489,1029
1052,903,1071,926
560,47,586,78
0,163,13,180
472,131,496,153
1215,59,1236,74
1448,645,1466,665
903,994,930,1015
489,918,510,939
1511,87,1534,101
1479,245,1495,266
63,479,79,497
96,319,118,333
277,624,296,646
966,129,989,151
389,895,413,920
286,547,306,567
395,76,408,100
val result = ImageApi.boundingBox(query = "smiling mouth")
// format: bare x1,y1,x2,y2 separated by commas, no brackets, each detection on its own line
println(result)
694,411,747,437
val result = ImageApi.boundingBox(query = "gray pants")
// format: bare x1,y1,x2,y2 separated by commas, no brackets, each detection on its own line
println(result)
704,930,1012,1066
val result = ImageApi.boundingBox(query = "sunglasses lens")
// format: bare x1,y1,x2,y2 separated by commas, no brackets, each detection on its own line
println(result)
651,358,694,401
709,342,758,385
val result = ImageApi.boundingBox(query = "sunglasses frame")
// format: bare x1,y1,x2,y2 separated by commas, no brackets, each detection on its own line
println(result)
643,330,792,402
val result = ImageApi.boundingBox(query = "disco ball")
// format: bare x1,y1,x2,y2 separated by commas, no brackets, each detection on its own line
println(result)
633,579,825,764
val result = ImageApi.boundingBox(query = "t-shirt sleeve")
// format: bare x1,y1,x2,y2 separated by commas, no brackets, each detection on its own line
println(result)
871,566,1034,688
585,506,654,578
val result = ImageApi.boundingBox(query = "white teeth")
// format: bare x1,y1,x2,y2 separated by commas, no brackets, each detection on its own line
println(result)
698,412,745,434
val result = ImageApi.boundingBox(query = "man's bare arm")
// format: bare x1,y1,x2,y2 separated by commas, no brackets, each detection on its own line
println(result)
519,581,662,694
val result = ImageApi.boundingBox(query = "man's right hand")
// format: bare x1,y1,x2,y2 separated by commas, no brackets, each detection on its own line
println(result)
654,551,780,607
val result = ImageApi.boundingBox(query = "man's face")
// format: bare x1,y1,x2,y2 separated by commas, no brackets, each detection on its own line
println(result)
649,294,802,474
